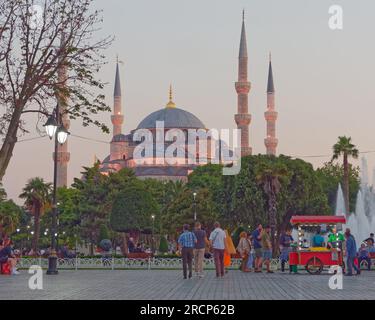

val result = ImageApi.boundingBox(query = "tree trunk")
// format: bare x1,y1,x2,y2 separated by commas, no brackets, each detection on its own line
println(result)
89,230,95,256
0,102,23,181
121,232,128,256
343,153,350,214
269,194,277,257
32,211,40,253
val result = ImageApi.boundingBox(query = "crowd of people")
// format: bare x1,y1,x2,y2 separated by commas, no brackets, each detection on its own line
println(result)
1,221,374,277
177,221,236,279
177,221,375,279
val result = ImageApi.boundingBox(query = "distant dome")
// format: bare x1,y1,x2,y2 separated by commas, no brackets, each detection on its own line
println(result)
136,107,205,130
111,134,130,143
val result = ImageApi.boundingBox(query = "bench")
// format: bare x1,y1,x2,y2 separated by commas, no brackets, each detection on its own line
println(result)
127,253,152,259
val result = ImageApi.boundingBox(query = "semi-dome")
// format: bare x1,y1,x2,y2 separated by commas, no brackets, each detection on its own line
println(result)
136,107,205,130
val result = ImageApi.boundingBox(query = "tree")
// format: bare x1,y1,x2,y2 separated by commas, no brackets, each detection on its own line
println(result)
72,163,109,255
158,236,169,254
255,158,288,253
53,187,81,245
162,188,218,234
0,0,113,181
110,184,158,254
19,177,52,252
0,199,22,238
221,156,266,230
110,184,157,233
316,162,360,214
193,155,329,254
332,136,359,214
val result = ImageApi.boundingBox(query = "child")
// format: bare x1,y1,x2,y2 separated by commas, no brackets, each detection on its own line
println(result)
358,243,371,271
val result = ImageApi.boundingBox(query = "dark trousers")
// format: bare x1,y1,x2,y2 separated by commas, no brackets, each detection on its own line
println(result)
213,248,225,277
347,256,360,275
182,247,193,278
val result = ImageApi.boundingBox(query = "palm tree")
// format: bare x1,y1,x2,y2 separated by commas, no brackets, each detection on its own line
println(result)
332,136,359,214
255,161,288,255
0,200,21,238
19,177,52,252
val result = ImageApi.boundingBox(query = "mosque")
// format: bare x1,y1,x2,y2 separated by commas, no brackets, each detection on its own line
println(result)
55,12,278,186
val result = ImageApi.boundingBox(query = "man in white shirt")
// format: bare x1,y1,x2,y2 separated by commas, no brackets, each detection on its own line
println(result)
209,221,226,277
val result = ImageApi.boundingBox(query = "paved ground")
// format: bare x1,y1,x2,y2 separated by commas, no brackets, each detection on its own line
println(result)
1,269,374,300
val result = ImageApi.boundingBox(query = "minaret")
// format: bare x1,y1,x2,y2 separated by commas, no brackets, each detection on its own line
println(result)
264,53,278,155
109,58,125,161
55,34,70,188
111,57,124,136
234,10,252,157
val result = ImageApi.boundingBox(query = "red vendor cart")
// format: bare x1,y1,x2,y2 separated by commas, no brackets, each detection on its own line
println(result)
289,215,346,275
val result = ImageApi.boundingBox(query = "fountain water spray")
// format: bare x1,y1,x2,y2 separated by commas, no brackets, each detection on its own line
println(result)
337,157,375,243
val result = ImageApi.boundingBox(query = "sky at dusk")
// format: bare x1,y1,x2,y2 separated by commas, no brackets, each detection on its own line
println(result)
3,0,375,203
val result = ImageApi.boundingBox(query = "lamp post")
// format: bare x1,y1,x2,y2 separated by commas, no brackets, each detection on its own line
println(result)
193,192,197,221
151,215,155,254
26,225,30,249
44,104,69,275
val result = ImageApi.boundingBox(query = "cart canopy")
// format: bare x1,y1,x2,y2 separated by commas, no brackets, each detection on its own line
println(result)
290,215,346,225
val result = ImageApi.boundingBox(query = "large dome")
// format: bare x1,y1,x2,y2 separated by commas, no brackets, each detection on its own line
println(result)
136,107,205,130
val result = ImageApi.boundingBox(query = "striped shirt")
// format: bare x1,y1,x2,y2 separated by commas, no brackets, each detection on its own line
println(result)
178,231,197,248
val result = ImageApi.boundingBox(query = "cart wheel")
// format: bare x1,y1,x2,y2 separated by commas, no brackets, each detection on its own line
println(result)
305,257,323,275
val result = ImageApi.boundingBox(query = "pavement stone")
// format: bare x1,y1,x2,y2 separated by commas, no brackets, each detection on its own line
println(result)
0,269,374,300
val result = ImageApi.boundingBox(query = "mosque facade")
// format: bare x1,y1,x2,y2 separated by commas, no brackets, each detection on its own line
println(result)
55,12,279,185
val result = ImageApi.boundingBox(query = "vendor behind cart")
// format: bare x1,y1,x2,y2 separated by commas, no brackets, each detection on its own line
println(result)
312,228,325,247
327,227,345,249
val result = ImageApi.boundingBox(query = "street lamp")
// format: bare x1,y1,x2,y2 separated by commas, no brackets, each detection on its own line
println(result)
151,215,155,254
57,125,69,145
193,192,197,221
44,115,58,138
44,104,70,275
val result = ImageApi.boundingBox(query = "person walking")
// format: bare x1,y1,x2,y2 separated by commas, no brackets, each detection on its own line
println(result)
237,231,252,272
178,224,197,279
280,229,294,273
344,228,360,276
252,224,263,273
209,222,226,278
193,222,208,278
261,226,274,273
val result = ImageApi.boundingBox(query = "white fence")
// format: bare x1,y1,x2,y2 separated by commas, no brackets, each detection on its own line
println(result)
17,257,282,270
